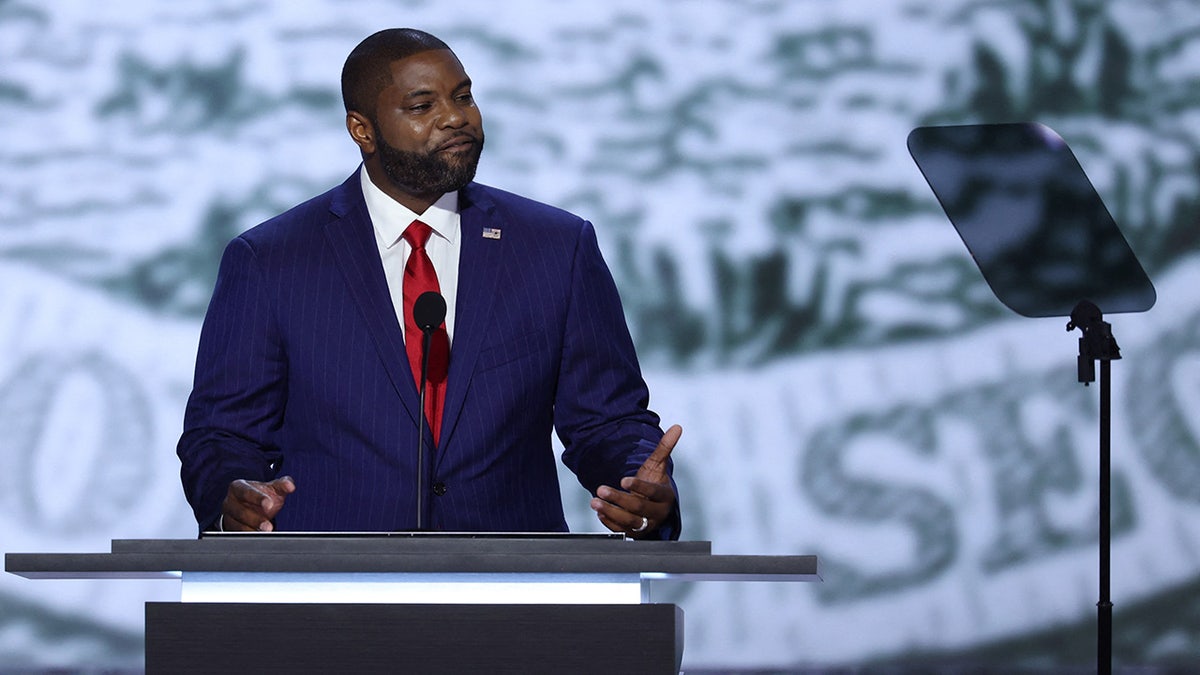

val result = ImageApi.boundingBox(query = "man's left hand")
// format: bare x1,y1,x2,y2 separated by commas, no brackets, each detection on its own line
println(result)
590,424,681,539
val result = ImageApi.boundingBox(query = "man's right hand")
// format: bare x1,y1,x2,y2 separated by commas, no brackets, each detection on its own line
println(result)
219,476,296,531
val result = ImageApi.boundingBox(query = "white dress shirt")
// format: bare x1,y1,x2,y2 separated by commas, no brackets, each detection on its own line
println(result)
360,165,461,345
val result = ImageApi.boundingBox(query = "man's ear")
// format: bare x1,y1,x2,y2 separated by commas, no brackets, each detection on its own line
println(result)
346,111,375,154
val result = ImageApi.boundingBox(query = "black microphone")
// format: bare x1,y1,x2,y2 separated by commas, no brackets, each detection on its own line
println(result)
414,291,447,334
412,291,446,530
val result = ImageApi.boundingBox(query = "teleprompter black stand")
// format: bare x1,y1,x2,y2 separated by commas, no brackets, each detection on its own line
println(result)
1067,299,1123,674
908,123,1156,675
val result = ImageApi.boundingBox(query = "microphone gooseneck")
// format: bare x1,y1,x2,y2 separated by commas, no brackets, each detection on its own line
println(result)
413,291,446,530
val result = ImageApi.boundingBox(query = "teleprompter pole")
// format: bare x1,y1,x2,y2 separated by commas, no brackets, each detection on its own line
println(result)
1067,300,1118,675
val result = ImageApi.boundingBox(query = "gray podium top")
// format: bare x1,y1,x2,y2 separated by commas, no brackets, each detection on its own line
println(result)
5,534,820,582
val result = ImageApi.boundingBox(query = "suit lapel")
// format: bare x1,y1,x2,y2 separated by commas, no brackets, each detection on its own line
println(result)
323,172,423,429
438,184,505,454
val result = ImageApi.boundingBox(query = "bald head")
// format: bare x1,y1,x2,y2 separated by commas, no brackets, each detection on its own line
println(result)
341,28,452,116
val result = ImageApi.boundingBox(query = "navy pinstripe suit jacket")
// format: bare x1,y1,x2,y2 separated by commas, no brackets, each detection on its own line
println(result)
178,172,679,537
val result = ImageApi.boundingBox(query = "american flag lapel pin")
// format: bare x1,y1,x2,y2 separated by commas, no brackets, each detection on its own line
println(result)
482,227,502,240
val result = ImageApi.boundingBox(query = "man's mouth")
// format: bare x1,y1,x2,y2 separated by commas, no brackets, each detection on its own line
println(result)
436,135,477,153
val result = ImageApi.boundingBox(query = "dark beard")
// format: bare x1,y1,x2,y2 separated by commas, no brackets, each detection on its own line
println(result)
375,128,483,198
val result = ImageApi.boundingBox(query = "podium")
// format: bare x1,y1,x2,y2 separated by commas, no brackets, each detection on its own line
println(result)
6,535,819,673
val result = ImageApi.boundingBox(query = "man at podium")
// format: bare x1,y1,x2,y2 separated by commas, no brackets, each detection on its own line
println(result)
176,28,681,540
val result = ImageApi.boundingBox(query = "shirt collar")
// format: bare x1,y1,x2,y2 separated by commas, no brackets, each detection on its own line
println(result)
360,165,460,249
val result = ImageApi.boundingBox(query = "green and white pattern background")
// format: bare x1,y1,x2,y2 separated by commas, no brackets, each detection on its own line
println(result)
3,0,1200,670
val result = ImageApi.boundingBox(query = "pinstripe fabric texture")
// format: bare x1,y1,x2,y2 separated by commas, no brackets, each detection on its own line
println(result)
178,172,679,537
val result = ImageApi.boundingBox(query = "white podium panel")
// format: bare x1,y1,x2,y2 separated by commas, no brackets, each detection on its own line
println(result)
180,571,643,604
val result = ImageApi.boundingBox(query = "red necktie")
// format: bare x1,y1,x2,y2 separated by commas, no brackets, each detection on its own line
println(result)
402,220,449,445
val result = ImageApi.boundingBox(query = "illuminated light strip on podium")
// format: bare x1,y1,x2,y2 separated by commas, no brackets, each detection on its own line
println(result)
179,571,644,604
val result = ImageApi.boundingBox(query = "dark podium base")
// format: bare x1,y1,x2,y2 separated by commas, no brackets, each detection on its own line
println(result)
146,602,684,674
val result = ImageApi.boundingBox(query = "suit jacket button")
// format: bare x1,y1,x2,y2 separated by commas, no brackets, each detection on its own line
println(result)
433,482,448,496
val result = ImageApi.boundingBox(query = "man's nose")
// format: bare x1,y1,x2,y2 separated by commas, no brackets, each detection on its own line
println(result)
438,101,468,128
